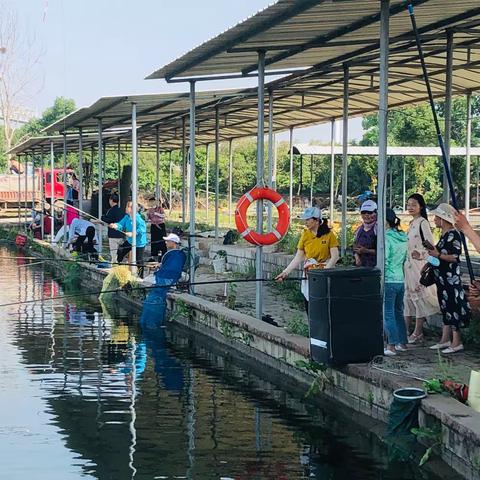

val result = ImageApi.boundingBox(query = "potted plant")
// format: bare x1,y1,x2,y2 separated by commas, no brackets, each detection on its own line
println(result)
213,249,227,273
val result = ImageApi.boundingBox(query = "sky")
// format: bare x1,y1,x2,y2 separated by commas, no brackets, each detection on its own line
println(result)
12,0,364,143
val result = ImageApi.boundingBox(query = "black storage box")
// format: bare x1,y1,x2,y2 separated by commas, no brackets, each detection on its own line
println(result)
308,267,383,366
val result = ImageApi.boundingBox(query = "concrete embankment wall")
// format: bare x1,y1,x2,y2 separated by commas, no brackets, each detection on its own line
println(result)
4,231,480,480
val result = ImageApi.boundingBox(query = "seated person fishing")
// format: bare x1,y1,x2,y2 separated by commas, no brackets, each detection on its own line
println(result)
140,233,186,327
68,217,98,253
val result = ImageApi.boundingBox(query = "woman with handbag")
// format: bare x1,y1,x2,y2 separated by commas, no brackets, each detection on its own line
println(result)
422,203,470,353
404,194,440,344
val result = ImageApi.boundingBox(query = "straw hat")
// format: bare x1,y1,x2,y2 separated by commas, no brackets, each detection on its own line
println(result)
430,203,455,225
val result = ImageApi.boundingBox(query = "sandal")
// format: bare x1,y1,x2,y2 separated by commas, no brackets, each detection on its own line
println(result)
408,333,424,344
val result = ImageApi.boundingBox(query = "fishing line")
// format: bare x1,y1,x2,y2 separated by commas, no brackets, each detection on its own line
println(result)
0,276,305,308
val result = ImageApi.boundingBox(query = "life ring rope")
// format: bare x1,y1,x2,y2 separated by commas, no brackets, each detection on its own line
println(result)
235,186,290,246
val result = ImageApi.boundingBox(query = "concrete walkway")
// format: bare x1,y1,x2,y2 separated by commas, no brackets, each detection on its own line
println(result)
193,263,479,388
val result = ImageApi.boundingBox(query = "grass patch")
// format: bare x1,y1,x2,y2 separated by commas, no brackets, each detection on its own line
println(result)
285,313,309,337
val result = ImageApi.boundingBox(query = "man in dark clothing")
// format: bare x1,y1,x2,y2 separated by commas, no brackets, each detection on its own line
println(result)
101,193,125,263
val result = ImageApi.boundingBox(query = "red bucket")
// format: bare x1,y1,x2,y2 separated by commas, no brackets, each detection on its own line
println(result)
15,234,27,247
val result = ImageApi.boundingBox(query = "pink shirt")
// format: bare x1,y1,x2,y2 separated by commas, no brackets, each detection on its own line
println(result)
66,205,79,225
147,206,165,226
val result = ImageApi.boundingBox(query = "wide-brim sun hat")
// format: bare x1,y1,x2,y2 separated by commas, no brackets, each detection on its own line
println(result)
430,203,455,225
163,233,181,244
299,206,321,220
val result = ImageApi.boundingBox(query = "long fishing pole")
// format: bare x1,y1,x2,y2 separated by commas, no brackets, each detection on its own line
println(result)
408,3,475,283
0,276,305,308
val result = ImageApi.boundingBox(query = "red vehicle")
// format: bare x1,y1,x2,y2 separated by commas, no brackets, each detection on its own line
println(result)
0,168,74,210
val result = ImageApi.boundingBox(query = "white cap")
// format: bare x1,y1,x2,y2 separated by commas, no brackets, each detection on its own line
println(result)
163,233,181,244
360,200,377,212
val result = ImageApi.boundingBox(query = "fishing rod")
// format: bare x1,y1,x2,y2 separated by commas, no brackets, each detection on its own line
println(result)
407,3,475,283
0,276,305,308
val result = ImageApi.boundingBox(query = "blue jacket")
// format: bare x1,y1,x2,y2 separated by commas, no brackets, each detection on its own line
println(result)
155,248,186,283
116,213,147,247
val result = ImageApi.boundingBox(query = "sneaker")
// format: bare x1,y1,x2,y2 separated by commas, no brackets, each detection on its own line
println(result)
442,345,464,354
429,341,451,350
395,345,408,352
384,349,397,357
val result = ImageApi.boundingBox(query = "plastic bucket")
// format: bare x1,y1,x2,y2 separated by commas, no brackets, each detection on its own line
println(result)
393,387,427,401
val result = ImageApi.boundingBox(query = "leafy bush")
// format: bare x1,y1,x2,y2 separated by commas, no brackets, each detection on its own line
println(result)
285,313,309,337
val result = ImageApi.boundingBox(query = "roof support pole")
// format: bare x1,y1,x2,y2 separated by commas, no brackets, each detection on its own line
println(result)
97,119,104,254
341,65,349,257
255,50,266,321
50,140,55,244
228,139,233,225
17,155,21,228
205,143,210,222
24,154,29,230
32,152,36,217
117,138,121,206
40,148,45,240
310,154,314,205
329,119,335,226
289,127,294,214
189,80,197,294
155,126,161,204
214,106,220,240
267,88,274,231
403,160,406,213
78,127,84,213
181,117,187,223
466,91,472,221
62,133,68,245
389,168,393,206
168,151,173,212
443,30,454,203
131,103,138,273
477,157,479,209
377,0,390,281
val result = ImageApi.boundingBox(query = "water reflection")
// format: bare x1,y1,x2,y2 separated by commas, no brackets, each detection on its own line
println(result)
0,247,462,480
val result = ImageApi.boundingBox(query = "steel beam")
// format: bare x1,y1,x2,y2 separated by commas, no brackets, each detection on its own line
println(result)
189,81,197,294
255,50,265,320
466,91,472,220
214,106,220,240
377,0,389,282
289,127,294,214
131,103,138,271
267,88,274,231
78,128,84,212
329,119,335,226
97,119,104,253
341,65,349,257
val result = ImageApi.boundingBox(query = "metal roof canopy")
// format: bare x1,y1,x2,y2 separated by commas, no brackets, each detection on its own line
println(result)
147,0,480,81
6,130,132,157
291,144,480,156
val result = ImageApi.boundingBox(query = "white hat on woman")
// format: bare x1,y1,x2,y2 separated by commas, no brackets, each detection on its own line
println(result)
430,203,455,225
299,206,321,220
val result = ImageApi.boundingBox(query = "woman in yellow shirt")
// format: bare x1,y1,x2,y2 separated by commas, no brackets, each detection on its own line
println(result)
276,206,339,311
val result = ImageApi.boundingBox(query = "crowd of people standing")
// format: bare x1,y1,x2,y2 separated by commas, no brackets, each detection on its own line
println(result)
277,193,473,356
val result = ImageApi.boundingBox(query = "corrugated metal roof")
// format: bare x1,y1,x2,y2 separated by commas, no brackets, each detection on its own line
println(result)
147,0,480,80
291,144,480,156
6,131,131,156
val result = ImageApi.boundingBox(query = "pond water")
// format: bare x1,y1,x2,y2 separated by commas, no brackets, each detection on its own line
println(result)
0,247,460,479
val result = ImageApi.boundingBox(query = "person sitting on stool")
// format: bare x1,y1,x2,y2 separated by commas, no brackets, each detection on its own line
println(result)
141,233,186,328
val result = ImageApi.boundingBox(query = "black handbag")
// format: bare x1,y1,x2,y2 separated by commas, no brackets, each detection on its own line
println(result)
418,221,436,287
419,264,436,287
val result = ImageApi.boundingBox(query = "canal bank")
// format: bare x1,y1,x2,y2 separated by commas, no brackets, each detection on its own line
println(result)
3,229,480,479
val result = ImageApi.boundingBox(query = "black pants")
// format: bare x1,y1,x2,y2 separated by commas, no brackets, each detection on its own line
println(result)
117,241,145,278
151,223,167,258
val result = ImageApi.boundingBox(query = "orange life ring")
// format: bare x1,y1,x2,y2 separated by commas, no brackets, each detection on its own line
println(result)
235,186,290,246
